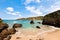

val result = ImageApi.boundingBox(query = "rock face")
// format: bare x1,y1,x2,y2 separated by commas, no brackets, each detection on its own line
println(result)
13,24,22,28
0,23,9,33
0,18,16,40
0,18,2,23
42,10,60,27
0,28,16,40
30,20,34,24
8,28,16,34
0,28,16,36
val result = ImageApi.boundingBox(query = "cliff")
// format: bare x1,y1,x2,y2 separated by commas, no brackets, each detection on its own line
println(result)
42,10,60,27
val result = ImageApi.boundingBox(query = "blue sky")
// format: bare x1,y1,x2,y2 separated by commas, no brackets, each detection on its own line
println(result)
0,0,60,19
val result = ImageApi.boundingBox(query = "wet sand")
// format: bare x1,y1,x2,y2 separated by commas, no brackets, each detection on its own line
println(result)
10,26,60,40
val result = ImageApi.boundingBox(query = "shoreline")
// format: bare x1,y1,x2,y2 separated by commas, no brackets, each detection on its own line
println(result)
10,26,60,40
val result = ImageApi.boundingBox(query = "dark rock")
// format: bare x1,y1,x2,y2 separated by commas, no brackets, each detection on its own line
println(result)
0,28,16,38
42,10,60,27
36,26,40,29
8,28,16,34
0,18,2,23
0,23,9,33
30,20,34,24
0,29,9,38
13,24,22,28
0,37,3,40
37,22,41,24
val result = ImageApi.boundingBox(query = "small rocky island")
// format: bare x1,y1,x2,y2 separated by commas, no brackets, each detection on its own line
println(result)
42,10,60,27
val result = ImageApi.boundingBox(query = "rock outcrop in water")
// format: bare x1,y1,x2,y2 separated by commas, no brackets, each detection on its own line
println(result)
36,26,40,29
30,20,34,24
13,24,22,28
42,10,60,27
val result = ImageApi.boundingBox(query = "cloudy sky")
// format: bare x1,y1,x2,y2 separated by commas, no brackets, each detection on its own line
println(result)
0,0,60,19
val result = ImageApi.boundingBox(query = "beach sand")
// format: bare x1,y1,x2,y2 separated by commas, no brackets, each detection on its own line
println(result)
10,26,60,40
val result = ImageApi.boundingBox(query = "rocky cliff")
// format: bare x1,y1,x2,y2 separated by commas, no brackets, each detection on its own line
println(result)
42,10,60,27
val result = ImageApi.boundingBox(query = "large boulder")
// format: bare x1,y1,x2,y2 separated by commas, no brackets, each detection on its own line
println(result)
0,23,9,33
0,28,16,38
13,24,22,28
42,10,60,27
30,20,34,24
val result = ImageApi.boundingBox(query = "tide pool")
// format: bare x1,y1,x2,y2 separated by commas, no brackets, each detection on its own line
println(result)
3,20,42,29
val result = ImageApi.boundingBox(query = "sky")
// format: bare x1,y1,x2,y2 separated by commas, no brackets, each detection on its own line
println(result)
0,0,60,20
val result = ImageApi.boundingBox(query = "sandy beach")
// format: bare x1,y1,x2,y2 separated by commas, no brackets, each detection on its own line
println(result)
10,26,60,40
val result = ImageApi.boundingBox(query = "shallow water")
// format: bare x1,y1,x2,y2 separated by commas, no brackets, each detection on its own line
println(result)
3,20,43,29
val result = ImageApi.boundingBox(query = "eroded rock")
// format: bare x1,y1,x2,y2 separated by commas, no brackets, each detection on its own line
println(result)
13,24,22,28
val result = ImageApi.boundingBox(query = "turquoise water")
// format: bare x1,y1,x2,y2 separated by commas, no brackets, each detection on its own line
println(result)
3,20,42,29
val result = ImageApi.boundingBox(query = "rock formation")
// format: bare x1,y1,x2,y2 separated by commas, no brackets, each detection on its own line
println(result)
0,18,2,23
36,26,40,29
13,24,22,28
0,28,16,40
0,18,16,40
42,10,60,27
0,23,9,33
30,20,34,24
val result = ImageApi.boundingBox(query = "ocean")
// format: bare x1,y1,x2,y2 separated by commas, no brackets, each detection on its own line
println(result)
3,20,42,29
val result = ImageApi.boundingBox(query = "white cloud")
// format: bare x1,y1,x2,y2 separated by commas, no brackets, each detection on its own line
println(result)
45,1,60,13
24,0,41,5
35,0,41,3
26,6,43,16
6,7,22,17
51,1,60,11
6,7,14,12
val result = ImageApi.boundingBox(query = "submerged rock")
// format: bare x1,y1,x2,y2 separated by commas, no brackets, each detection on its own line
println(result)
30,20,34,24
42,10,60,27
13,24,22,28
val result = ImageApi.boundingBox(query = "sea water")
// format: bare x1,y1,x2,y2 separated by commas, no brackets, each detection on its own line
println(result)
3,20,42,29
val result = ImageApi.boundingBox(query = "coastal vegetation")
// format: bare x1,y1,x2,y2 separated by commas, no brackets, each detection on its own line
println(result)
17,16,43,20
